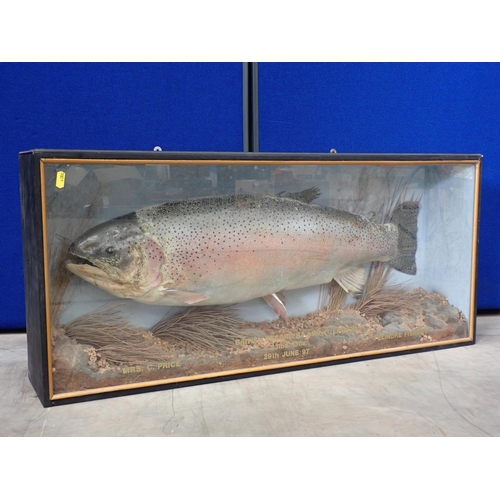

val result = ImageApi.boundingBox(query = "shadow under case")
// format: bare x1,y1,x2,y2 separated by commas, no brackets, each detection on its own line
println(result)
19,150,481,406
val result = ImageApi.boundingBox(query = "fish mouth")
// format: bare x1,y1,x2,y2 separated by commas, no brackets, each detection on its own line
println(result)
66,259,112,283
66,252,97,268
65,254,139,298
65,250,106,280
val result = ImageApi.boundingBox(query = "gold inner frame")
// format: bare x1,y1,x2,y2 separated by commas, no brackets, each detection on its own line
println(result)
39,158,482,400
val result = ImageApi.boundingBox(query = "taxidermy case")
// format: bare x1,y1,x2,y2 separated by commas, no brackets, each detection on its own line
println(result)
18,150,481,406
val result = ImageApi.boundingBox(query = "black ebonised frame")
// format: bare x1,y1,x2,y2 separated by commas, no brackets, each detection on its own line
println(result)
19,150,482,406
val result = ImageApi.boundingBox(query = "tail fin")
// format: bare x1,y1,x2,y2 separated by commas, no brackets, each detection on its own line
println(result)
388,201,419,275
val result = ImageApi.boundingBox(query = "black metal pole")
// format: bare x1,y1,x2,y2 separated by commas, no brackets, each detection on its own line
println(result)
243,62,259,152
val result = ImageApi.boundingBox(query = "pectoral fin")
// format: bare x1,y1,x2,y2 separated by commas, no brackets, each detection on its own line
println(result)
263,292,288,322
159,288,209,305
334,267,366,299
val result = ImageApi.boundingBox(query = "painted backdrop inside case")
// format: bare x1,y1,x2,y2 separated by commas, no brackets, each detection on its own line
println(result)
36,155,479,402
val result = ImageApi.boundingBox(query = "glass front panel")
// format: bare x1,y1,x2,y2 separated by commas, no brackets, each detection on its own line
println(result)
41,160,479,398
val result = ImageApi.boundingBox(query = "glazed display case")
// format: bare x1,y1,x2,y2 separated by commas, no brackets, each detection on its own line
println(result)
19,150,481,406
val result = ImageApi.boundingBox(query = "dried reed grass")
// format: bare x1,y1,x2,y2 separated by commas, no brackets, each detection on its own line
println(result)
347,263,415,318
335,167,423,223
151,307,243,350
63,303,244,365
46,187,101,324
49,236,73,323
64,304,168,364
327,281,348,311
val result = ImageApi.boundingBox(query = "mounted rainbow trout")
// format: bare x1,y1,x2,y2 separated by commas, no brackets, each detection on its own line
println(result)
66,189,419,321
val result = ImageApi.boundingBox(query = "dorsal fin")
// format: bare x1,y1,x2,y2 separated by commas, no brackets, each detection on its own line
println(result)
277,187,321,204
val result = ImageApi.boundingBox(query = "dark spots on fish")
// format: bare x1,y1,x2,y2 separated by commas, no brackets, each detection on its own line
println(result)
134,193,398,282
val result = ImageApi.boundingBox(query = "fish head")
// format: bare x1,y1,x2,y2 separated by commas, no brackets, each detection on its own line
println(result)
66,213,164,298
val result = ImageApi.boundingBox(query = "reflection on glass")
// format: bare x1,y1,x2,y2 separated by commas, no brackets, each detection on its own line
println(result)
42,161,477,396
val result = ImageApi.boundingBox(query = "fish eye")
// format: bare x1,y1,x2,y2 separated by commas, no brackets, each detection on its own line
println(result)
105,246,116,255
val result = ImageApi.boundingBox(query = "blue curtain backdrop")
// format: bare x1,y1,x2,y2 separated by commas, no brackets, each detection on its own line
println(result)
2,62,499,330
259,62,500,310
0,62,243,330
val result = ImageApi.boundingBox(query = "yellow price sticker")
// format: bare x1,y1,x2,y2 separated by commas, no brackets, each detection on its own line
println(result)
56,171,66,189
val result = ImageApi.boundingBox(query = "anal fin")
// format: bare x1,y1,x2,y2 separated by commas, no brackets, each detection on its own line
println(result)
334,266,366,299
262,292,288,322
